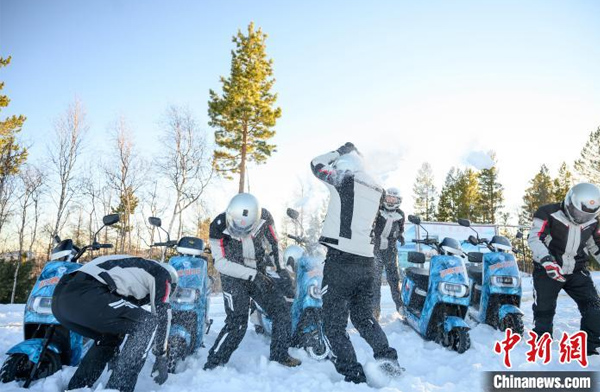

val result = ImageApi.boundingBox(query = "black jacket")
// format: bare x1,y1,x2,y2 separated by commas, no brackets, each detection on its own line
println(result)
528,202,600,274
209,208,281,280
372,208,405,252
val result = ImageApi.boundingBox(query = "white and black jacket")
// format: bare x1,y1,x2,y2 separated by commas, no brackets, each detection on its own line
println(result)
528,202,600,274
373,208,405,252
311,150,384,258
75,254,174,355
209,208,281,281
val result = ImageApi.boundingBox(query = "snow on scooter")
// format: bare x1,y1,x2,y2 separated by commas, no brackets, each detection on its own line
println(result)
148,217,212,373
250,208,331,360
399,215,472,353
0,214,120,387
457,218,524,334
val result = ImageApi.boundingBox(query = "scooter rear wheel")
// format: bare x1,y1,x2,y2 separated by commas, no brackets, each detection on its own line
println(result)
500,314,524,335
305,333,330,361
0,352,61,383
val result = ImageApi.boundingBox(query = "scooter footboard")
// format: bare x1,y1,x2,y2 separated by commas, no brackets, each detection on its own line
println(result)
7,339,61,364
498,304,524,321
443,316,469,333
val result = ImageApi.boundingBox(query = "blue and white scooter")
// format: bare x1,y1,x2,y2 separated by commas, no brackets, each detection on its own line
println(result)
399,215,472,353
250,208,331,360
457,219,524,334
0,214,120,387
148,217,212,372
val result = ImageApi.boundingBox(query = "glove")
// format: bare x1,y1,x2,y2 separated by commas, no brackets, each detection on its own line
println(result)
336,142,357,156
540,256,566,283
253,272,276,293
151,354,169,385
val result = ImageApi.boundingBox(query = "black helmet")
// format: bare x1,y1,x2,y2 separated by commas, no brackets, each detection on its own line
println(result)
490,235,512,252
439,237,463,256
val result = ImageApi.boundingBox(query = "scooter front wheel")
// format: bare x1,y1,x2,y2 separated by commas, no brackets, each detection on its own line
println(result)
500,314,524,335
305,334,330,361
0,352,61,384
448,329,471,354
167,337,188,374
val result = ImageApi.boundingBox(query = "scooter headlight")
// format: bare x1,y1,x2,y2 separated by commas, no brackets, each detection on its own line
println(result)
308,284,322,299
491,275,520,288
171,287,198,304
28,296,53,315
439,282,469,298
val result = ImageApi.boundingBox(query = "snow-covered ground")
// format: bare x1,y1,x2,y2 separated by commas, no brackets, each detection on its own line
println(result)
1,273,598,392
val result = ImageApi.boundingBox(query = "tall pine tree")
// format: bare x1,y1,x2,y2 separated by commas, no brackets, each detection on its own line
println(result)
520,164,555,225
412,162,437,221
574,127,600,184
477,153,504,224
209,22,281,193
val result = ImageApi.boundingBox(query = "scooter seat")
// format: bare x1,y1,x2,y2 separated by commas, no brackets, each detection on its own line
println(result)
468,265,482,286
405,267,429,292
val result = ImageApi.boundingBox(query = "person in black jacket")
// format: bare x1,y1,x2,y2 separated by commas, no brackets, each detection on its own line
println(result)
311,143,401,384
203,193,300,370
52,256,178,392
528,182,600,354
372,187,405,320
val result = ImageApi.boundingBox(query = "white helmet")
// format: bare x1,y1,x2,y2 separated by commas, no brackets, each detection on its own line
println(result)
283,245,304,270
564,183,600,224
333,152,364,173
383,187,402,211
225,193,261,238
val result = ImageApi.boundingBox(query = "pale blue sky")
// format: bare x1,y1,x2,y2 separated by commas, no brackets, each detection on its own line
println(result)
1,0,600,221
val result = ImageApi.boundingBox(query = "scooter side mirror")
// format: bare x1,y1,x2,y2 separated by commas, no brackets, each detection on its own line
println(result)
408,215,421,225
457,218,471,227
468,252,483,263
407,251,426,264
468,235,479,246
516,230,523,239
148,216,162,227
103,214,120,226
286,208,300,221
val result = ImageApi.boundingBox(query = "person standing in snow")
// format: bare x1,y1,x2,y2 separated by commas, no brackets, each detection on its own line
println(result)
528,182,600,354
203,193,301,369
311,142,401,384
372,187,405,320
52,256,178,392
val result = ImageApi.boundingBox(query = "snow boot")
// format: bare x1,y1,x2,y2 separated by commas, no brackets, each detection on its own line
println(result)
271,354,302,367
378,359,404,377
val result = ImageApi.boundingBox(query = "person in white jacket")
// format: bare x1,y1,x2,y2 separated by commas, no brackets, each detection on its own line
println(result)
311,142,401,384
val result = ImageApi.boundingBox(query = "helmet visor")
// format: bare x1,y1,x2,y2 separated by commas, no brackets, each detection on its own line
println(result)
384,195,401,206
227,217,254,237
566,202,598,224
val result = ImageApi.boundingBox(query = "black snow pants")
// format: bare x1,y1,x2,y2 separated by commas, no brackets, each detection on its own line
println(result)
373,248,403,319
52,272,158,392
532,265,600,352
321,248,397,383
205,274,292,367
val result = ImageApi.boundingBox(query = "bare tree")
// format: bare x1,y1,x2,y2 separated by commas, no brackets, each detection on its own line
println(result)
140,180,167,259
48,100,87,252
11,164,44,303
157,106,213,239
105,117,145,253
0,176,16,236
